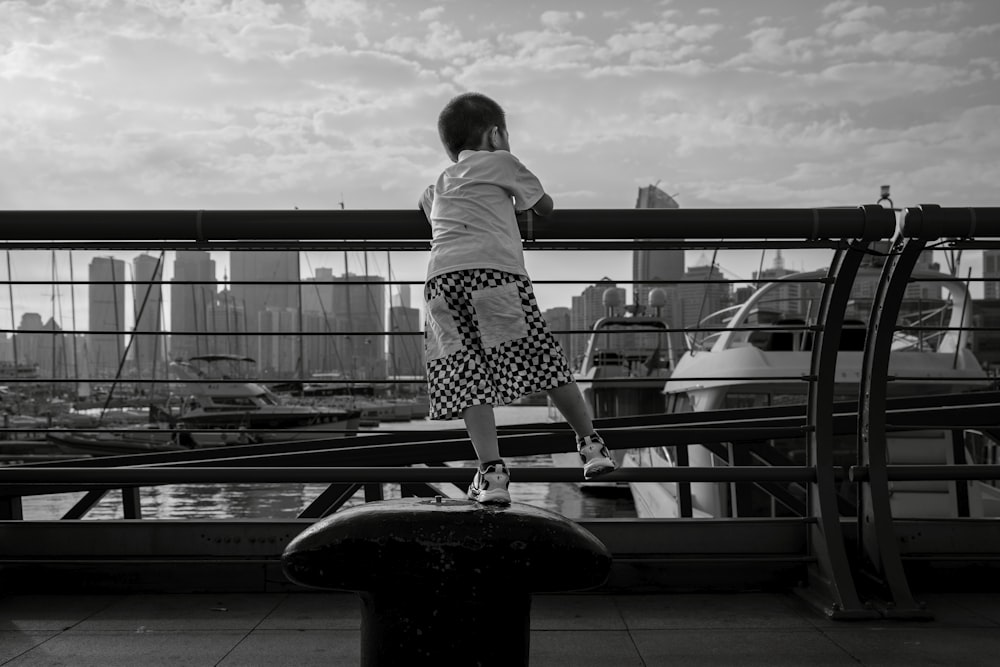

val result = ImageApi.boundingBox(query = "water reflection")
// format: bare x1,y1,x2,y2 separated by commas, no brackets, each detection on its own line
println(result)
19,407,636,520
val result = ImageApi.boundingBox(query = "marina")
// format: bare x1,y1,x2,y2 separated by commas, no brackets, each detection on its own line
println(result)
2,204,1000,666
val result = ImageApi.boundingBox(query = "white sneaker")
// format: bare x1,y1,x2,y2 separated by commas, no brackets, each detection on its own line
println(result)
578,434,617,480
467,461,511,505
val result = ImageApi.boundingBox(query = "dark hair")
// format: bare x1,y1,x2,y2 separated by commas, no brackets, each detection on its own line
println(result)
437,92,506,159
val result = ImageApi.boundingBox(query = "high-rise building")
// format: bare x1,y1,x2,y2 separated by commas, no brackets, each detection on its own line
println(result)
984,250,1000,301
633,184,684,358
230,251,300,375
334,272,386,381
752,251,804,317
207,289,248,357
677,260,731,353
132,254,165,379
542,306,572,366
0,334,12,363
88,257,126,377
14,314,70,381
388,302,423,380
301,268,339,375
230,250,299,328
170,250,217,361
393,284,412,309
257,307,300,379
301,267,386,380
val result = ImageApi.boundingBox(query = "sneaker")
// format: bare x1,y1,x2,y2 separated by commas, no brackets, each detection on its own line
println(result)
578,433,617,480
467,461,511,505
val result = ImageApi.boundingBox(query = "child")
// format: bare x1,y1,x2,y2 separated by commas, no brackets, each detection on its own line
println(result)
419,92,616,505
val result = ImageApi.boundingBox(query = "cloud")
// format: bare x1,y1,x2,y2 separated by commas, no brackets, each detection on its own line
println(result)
303,0,374,27
381,20,493,64
897,1,972,25
728,26,817,66
599,19,719,66
540,10,584,30
418,6,444,22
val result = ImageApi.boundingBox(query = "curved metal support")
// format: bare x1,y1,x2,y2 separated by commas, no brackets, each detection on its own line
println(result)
858,238,931,618
803,241,875,618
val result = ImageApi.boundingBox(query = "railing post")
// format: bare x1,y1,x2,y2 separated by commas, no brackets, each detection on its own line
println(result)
858,237,931,618
803,241,877,618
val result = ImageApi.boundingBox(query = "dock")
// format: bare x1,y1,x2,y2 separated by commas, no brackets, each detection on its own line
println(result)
4,591,1000,665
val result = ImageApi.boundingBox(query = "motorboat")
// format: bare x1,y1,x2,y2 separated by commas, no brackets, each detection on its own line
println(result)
551,288,673,478
624,267,1000,519
48,354,360,456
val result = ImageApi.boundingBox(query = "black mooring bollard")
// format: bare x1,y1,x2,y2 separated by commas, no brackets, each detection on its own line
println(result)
282,497,612,666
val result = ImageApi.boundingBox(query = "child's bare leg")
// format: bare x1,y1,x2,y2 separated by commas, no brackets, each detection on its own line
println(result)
546,382,596,438
463,403,510,504
462,403,500,463
547,381,616,479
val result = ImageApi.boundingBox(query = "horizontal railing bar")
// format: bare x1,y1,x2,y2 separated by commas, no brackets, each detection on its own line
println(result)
1,277,834,286
2,424,810,439
3,375,989,387
0,240,847,252
0,325,849,336
0,374,811,384
850,464,1000,482
889,376,993,382
0,207,896,241
901,206,1000,240
0,465,817,484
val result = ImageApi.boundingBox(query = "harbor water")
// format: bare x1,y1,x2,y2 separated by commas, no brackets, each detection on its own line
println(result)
18,405,636,521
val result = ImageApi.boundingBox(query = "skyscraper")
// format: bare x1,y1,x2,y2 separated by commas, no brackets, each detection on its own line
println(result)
301,266,386,380
677,260,731,353
389,303,423,380
88,256,126,378
332,271,386,381
753,251,804,316
230,251,300,375
170,251,216,361
633,184,684,358
984,250,1000,301
132,254,165,379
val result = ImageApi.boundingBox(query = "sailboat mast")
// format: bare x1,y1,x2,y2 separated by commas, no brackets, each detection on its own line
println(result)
5,251,18,373
296,250,304,389
50,250,57,402
69,251,80,399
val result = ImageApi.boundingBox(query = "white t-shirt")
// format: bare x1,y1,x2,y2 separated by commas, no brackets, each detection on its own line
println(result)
421,149,545,280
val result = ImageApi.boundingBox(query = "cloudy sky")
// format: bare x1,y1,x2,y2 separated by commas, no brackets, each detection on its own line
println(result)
2,0,999,326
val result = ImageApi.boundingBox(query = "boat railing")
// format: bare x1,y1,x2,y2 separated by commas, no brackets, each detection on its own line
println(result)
2,205,1000,617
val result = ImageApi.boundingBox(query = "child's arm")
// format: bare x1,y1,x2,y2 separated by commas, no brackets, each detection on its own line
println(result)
418,185,434,220
532,193,554,217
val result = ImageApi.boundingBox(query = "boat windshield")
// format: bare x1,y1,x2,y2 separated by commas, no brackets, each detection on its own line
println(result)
700,270,971,354
582,318,672,375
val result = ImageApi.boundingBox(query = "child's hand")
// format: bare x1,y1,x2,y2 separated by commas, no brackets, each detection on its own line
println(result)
532,193,554,217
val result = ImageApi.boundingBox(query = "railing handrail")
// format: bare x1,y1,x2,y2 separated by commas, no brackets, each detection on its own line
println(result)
902,205,1000,240
0,206,897,242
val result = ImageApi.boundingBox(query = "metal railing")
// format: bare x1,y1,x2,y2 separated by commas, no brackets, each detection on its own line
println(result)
2,205,1000,618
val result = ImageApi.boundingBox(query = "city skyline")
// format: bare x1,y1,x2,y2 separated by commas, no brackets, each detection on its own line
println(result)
0,240,982,379
0,1,995,321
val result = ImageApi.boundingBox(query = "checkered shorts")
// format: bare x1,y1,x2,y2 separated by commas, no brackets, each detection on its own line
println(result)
424,269,574,420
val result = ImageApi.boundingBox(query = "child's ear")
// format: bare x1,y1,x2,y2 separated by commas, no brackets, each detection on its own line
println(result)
489,126,500,149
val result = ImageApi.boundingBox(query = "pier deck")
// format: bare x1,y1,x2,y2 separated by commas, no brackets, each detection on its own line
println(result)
3,591,1000,666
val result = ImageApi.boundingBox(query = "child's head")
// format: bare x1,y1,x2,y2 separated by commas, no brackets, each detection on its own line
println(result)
437,92,507,162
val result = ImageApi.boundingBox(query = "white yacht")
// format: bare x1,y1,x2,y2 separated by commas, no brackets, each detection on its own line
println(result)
625,267,1000,519
551,288,672,475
